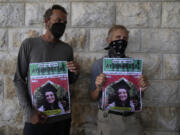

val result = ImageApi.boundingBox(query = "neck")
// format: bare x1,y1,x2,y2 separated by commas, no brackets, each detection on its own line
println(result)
42,31,59,43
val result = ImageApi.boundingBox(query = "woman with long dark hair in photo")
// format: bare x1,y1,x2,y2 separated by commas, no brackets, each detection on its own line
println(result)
38,83,65,114
106,80,135,111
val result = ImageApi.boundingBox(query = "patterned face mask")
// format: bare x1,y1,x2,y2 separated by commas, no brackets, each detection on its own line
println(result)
105,39,127,58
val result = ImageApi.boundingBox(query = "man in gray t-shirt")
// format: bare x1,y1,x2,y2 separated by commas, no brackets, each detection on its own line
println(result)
90,25,149,135
14,4,80,135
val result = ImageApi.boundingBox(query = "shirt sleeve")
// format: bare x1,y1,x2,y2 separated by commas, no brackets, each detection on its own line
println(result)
68,48,79,84
13,39,34,122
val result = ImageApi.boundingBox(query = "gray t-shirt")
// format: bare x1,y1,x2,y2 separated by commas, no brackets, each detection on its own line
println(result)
14,37,77,123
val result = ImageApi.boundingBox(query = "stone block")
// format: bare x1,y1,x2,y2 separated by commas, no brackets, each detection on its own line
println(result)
4,76,16,99
143,80,180,106
70,0,176,1
14,110,23,128
0,126,5,135
0,29,8,51
71,102,97,128
162,2,180,28
71,128,85,135
70,74,91,101
71,127,96,135
142,29,180,53
1,0,23,1
25,0,65,2
5,126,22,135
0,53,17,75
89,28,109,51
0,99,20,125
9,28,42,50
0,4,9,27
74,52,106,74
124,29,141,52
25,3,70,26
3,55,17,75
116,2,161,27
141,107,180,131
62,28,88,51
164,54,180,79
128,53,162,79
0,76,4,101
0,3,24,27
72,2,115,27
0,54,7,74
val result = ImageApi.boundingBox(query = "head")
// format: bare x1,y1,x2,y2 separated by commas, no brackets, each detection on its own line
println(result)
110,79,131,107
44,5,68,40
45,91,56,103
40,82,59,110
118,88,128,102
106,25,129,44
40,82,58,104
105,25,129,58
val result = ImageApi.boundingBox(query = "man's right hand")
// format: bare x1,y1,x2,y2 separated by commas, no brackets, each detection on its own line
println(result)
30,109,48,124
91,73,106,101
95,73,106,89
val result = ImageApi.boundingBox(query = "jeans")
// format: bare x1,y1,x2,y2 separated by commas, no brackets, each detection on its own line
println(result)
23,118,71,135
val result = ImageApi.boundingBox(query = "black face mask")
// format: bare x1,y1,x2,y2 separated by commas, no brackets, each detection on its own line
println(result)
50,23,66,40
104,39,127,58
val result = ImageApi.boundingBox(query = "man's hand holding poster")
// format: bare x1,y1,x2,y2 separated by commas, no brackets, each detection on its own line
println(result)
102,58,143,113
30,61,70,117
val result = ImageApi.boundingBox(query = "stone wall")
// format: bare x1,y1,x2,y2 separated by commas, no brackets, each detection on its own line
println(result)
0,0,180,135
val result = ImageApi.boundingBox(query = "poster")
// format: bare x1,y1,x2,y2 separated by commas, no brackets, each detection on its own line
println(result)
102,58,143,112
29,61,70,117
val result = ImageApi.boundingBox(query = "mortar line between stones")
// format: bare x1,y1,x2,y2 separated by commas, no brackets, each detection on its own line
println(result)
160,1,162,28
139,28,142,53
161,53,164,80
70,1,72,28
24,2,26,28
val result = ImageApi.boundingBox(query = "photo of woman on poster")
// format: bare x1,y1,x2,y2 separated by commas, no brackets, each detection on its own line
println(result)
106,79,135,112
38,83,65,114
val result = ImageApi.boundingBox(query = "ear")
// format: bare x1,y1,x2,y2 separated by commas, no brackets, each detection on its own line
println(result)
106,37,111,45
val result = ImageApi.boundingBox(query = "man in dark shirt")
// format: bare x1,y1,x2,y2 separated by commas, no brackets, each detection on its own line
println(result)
90,25,149,135
14,4,80,135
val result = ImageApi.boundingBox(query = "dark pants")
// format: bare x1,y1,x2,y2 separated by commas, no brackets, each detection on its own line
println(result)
23,118,71,135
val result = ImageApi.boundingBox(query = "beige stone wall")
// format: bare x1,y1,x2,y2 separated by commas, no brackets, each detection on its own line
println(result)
0,0,180,135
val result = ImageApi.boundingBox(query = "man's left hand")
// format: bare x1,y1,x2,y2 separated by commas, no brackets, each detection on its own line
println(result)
139,75,149,92
67,61,80,75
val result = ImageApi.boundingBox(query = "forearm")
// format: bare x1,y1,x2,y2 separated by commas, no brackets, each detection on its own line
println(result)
90,87,101,101
13,79,34,122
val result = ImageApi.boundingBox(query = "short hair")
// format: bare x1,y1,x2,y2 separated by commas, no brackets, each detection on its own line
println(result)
107,25,129,39
43,4,67,21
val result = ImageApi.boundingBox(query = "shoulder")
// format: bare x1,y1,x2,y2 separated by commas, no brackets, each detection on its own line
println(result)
59,40,73,50
21,37,40,48
22,37,40,44
92,57,104,68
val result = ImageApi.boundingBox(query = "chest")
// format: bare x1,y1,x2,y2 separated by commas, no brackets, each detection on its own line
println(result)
29,44,71,63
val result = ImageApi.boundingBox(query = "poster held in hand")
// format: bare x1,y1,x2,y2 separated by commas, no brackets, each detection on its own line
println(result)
102,58,143,113
30,61,70,117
